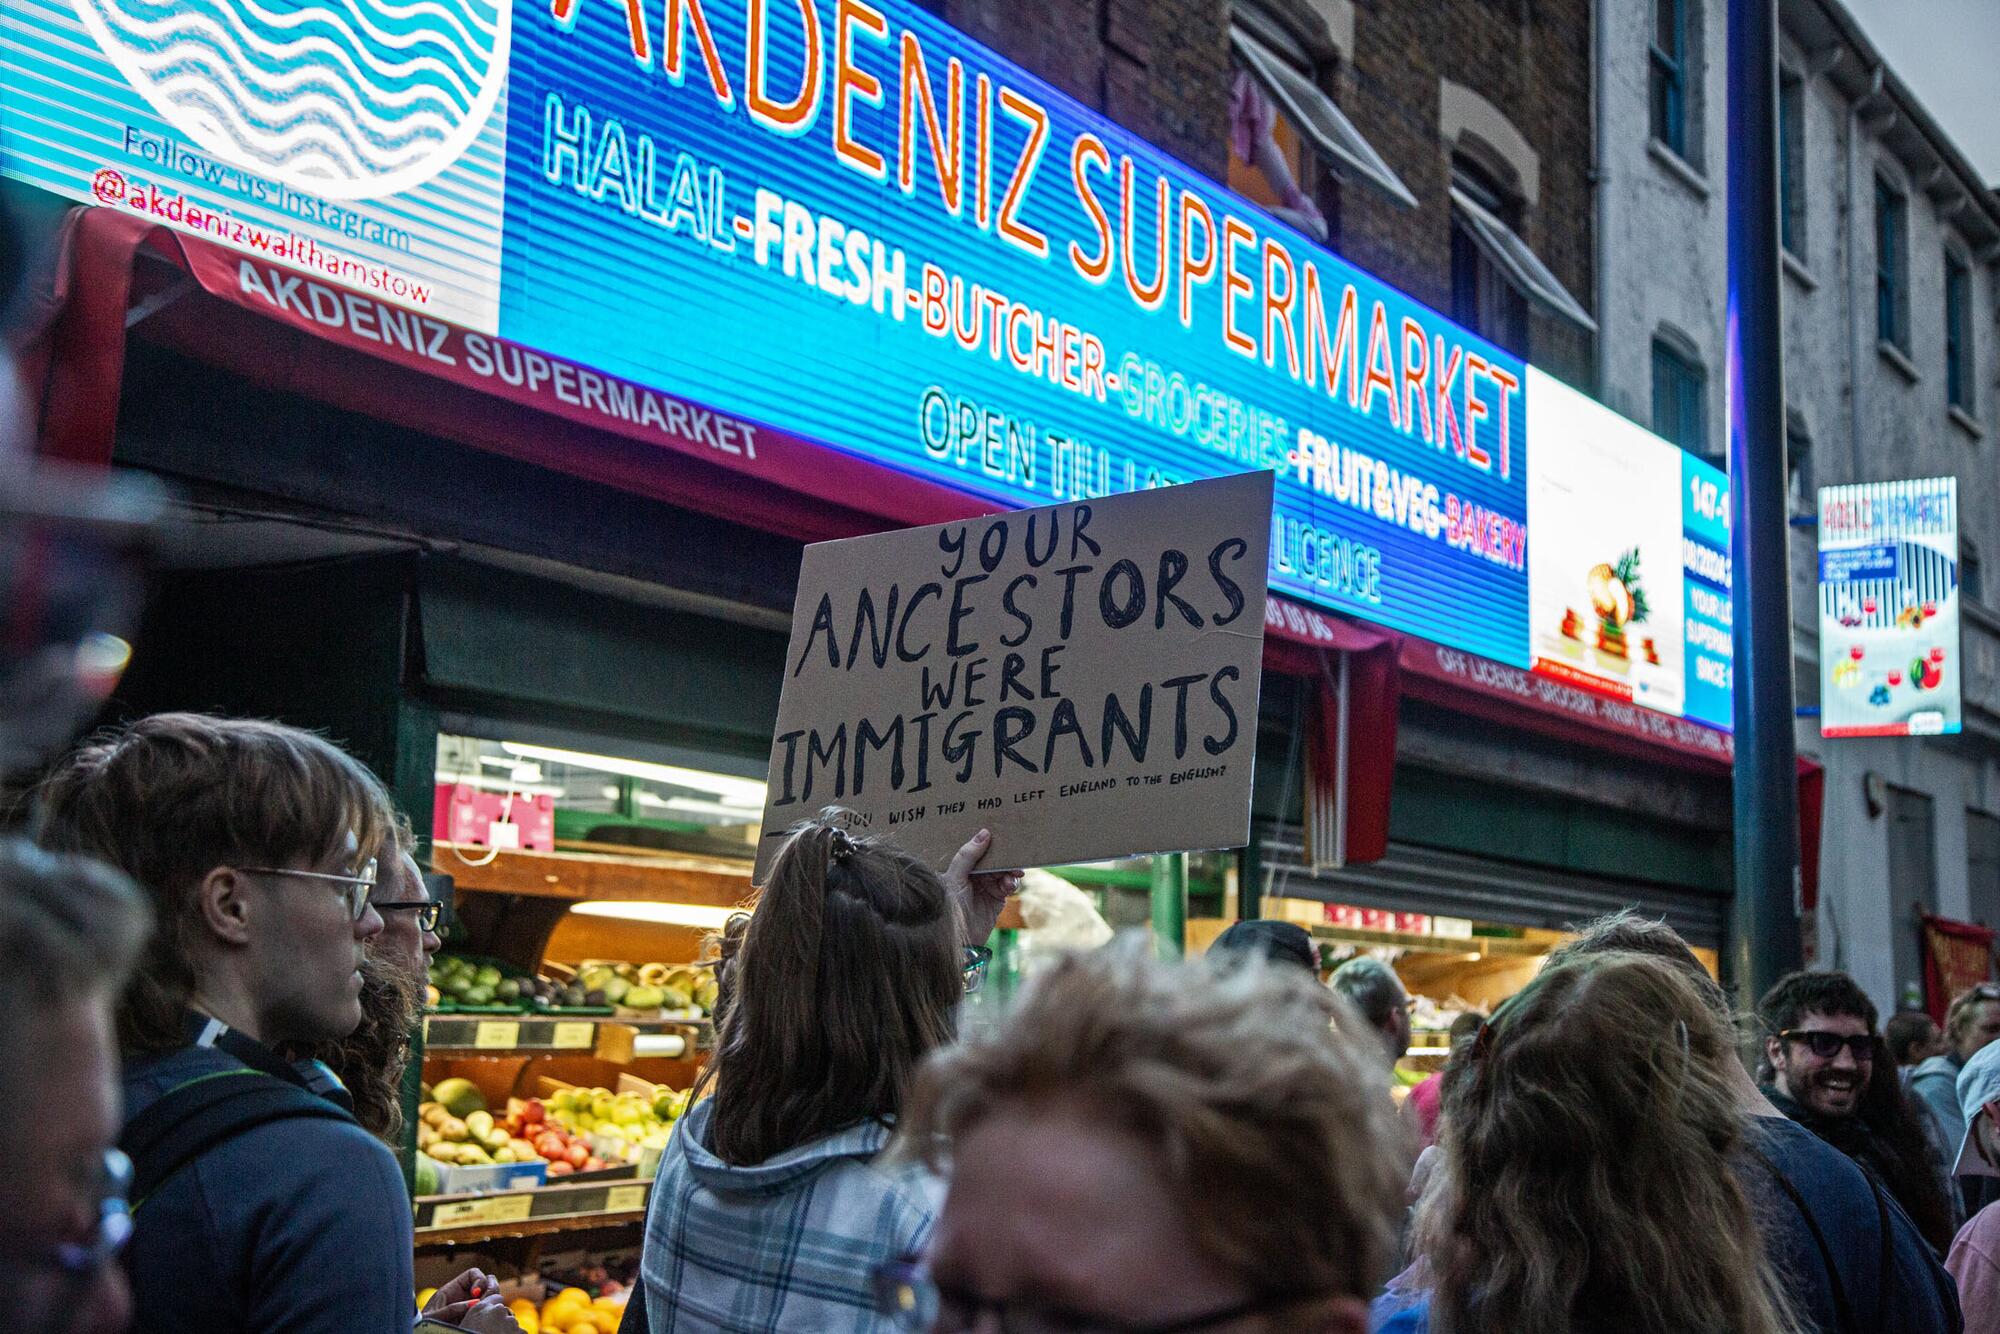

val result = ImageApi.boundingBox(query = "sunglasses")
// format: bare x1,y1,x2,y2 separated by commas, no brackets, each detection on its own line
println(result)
1779,1029,1876,1061
374,899,443,933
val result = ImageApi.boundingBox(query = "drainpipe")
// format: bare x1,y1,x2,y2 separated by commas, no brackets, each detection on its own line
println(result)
1590,0,1609,395
1847,65,1883,483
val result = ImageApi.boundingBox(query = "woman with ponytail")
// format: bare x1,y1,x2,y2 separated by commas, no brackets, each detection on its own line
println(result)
628,815,1018,1332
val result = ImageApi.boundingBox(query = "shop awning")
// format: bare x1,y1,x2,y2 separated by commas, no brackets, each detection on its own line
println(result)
21,208,993,545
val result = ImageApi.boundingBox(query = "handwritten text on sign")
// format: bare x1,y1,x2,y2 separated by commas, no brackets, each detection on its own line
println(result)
754,472,1273,878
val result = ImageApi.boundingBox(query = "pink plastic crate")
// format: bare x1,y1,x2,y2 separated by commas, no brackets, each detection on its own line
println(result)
433,784,555,851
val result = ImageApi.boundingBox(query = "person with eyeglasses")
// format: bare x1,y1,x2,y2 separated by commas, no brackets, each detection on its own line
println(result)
32,714,518,1334
619,815,1018,1333
0,841,151,1334
1758,970,1960,1258
309,820,443,1145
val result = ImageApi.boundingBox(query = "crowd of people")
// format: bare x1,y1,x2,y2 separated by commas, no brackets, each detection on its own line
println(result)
10,709,2000,1334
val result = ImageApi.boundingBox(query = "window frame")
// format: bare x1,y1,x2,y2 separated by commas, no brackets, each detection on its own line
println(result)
1650,0,1689,158
1875,175,1910,353
1945,248,1974,413
1785,411,1813,517
1778,69,1805,259
1652,335,1710,462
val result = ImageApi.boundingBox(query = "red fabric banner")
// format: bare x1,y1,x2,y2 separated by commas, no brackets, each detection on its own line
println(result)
1924,916,1997,1025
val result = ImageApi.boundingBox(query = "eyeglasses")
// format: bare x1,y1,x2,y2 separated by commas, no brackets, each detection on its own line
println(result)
872,1259,1315,1333
1779,1029,1876,1061
373,899,442,933
962,945,994,996
47,1149,132,1277
238,858,379,921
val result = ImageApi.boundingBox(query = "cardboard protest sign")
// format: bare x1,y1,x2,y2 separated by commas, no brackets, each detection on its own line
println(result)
753,472,1274,880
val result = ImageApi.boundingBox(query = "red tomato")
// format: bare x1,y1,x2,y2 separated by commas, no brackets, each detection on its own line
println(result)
566,1142,590,1168
546,1160,575,1177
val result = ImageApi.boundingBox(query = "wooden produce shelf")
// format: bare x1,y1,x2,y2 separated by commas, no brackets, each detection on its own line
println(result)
437,843,751,908
1308,923,1552,959
414,1178,652,1247
423,1013,713,1059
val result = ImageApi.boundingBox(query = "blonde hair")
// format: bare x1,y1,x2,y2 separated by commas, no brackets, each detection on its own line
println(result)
1415,953,1801,1334
900,938,1411,1308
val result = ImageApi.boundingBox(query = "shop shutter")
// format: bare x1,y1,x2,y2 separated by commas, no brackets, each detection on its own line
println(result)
1254,820,1730,948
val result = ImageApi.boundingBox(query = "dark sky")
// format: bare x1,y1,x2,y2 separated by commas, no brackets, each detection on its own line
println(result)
1842,0,2000,187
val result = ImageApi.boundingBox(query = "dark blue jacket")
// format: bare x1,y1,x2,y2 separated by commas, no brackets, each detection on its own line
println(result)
122,1041,415,1334
1745,1113,1961,1334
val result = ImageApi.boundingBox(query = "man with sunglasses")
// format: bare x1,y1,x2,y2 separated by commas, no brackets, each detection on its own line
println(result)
1760,970,1961,1259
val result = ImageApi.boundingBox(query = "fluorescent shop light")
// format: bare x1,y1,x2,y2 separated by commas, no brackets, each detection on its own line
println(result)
569,900,742,930
499,742,767,807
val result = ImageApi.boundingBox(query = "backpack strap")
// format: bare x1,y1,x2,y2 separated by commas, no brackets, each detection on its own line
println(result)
1745,1144,1861,1334
120,1067,355,1210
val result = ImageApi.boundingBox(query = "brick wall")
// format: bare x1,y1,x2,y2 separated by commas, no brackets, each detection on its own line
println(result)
944,0,1595,386
1342,0,1596,386
942,0,1229,179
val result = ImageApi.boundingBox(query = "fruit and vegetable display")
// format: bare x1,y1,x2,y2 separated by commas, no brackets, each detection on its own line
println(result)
518,1285,630,1334
543,1083,689,1171
568,961,719,1016
414,1077,691,1190
414,1285,629,1334
416,1079,619,1181
427,954,718,1016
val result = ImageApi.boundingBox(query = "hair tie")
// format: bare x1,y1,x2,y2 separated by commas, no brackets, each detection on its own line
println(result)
827,827,856,865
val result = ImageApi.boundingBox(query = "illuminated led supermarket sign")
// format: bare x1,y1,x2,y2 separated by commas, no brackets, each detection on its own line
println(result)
1818,478,1961,738
0,0,1730,731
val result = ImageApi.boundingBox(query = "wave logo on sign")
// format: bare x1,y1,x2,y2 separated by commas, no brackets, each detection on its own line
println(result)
71,0,510,199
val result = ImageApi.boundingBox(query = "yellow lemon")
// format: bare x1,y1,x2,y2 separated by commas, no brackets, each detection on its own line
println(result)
416,1288,436,1313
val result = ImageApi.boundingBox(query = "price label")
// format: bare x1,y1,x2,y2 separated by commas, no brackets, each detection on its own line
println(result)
605,1185,647,1214
430,1193,534,1228
550,1021,595,1050
473,1021,520,1050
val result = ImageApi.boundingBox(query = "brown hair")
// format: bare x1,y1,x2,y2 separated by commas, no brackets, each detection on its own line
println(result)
899,940,1412,1309
310,841,425,1145
702,815,961,1165
0,839,151,1080
1416,953,1800,1334
32,713,395,1054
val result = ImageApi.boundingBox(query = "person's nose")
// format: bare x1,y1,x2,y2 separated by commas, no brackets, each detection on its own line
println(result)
355,902,384,942
1830,1044,1863,1071
422,925,442,958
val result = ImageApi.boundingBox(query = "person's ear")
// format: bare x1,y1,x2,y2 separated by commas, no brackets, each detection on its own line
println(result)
196,866,256,946
1765,1035,1784,1071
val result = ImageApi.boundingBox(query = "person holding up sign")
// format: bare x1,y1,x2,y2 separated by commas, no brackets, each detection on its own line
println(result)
625,817,1018,1333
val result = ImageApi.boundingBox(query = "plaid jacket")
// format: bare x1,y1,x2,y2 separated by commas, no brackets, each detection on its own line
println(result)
638,1098,943,1332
